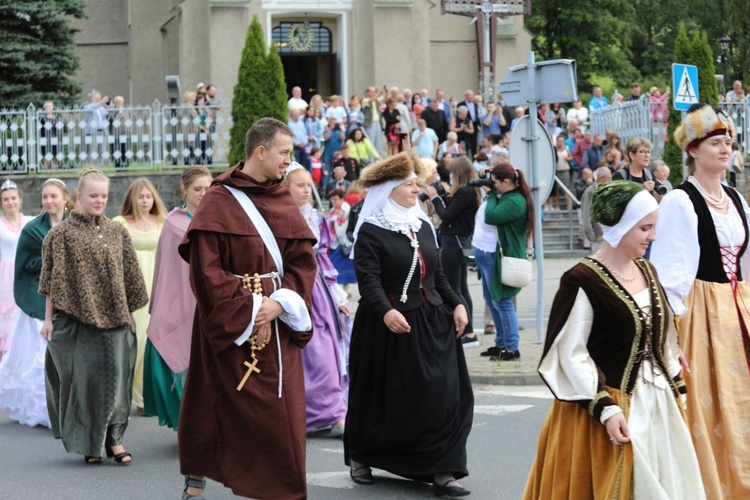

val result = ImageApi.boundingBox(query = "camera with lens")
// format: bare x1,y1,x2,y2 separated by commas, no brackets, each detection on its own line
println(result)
654,180,667,196
418,181,447,202
467,169,494,188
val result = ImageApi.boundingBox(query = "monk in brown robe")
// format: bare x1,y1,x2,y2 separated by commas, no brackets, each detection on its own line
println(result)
177,118,317,500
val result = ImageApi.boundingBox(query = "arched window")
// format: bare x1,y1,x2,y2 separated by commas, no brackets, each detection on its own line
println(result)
272,22,332,54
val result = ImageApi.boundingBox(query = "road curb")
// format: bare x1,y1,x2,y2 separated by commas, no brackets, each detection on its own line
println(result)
469,372,543,386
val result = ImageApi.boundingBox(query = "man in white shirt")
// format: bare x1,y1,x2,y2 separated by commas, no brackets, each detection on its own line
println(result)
411,119,439,159
725,80,745,102
287,86,308,111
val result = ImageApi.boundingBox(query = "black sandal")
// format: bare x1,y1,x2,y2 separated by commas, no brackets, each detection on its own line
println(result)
84,456,102,465
182,476,207,500
106,446,132,465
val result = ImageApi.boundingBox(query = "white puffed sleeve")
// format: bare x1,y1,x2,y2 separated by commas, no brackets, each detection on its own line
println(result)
539,288,598,400
649,190,699,316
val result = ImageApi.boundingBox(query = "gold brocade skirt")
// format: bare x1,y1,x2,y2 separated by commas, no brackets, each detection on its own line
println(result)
679,279,750,499
523,388,633,500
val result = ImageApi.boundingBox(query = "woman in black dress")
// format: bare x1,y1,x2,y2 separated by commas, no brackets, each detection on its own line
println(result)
345,153,474,497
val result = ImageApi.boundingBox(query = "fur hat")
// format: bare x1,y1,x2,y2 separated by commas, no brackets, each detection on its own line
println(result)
674,103,735,152
359,153,423,188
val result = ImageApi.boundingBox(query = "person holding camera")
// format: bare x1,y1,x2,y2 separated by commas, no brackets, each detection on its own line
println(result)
450,106,475,157
425,156,481,347
483,163,534,361
612,137,667,198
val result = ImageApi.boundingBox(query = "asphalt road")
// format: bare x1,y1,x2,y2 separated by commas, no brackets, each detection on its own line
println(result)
0,384,553,500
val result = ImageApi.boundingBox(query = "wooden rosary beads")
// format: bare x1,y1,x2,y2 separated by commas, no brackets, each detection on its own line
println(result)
236,273,268,391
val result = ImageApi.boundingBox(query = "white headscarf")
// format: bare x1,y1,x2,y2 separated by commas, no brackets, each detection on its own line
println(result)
600,190,659,248
350,172,436,258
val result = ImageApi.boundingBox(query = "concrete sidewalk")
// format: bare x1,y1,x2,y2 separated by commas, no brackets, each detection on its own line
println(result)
347,257,583,386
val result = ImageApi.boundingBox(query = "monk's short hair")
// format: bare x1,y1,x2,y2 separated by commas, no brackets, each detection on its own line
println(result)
244,118,293,159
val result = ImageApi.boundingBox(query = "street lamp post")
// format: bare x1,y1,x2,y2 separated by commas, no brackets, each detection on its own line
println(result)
720,34,732,94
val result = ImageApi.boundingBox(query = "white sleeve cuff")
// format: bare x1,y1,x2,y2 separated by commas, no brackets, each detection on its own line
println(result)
234,294,263,346
270,288,311,332
329,283,349,307
599,405,623,425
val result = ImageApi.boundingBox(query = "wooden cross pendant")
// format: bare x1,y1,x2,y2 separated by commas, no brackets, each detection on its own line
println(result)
236,357,261,391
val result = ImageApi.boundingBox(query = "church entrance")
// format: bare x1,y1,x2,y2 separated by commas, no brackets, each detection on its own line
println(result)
273,22,338,103
280,54,337,103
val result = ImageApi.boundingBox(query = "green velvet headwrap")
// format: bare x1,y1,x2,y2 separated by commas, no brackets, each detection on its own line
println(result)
591,180,647,226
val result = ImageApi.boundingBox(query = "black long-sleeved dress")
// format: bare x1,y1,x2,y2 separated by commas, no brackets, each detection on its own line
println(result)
344,221,474,481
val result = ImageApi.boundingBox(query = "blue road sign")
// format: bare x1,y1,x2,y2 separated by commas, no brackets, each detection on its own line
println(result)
672,63,699,111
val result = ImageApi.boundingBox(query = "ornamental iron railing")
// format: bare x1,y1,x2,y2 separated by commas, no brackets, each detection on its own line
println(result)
0,101,232,174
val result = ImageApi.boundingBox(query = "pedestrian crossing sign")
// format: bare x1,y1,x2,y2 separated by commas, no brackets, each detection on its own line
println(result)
672,63,699,111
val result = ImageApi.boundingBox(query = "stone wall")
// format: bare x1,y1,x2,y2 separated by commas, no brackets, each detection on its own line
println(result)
3,170,224,219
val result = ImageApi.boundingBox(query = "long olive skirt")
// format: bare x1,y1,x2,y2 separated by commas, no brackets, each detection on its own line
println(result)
45,313,136,457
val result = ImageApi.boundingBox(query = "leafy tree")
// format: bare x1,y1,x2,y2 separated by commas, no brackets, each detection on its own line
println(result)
0,0,86,108
663,24,691,183
629,0,693,82
228,15,287,165
524,0,639,90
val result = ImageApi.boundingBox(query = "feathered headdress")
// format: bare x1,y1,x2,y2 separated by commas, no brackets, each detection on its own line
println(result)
674,103,735,152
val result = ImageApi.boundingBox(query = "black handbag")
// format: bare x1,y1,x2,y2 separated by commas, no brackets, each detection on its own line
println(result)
455,235,474,265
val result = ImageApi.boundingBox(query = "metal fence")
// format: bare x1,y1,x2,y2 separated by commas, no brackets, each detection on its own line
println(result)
0,101,233,174
590,99,749,159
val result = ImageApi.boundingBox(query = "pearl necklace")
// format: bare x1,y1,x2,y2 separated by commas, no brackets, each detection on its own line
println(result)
594,250,637,283
401,231,420,303
688,176,728,210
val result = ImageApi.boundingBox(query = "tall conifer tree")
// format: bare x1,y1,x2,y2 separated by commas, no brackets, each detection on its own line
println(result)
664,25,692,184
0,0,86,108
228,15,288,165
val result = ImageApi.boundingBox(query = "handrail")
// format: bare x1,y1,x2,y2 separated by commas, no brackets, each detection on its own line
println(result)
553,175,581,207
551,175,582,250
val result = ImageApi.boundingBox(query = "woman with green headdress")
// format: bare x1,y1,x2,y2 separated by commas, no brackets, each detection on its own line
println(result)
524,180,704,499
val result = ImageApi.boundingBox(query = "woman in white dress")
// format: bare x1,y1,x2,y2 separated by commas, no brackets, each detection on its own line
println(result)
0,179,71,427
525,181,705,499
0,180,32,360
650,104,750,498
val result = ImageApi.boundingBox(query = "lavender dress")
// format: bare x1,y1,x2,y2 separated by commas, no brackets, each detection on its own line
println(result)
300,204,351,430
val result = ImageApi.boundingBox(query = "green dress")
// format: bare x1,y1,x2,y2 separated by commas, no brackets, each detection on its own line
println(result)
142,209,193,430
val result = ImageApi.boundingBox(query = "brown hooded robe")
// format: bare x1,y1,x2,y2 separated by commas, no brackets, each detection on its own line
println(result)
177,164,316,499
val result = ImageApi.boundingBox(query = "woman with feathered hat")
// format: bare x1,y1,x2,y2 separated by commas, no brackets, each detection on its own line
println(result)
650,103,750,498
344,152,474,497
525,180,704,499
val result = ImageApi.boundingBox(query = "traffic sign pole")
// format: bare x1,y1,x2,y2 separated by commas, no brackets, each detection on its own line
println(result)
524,51,545,344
